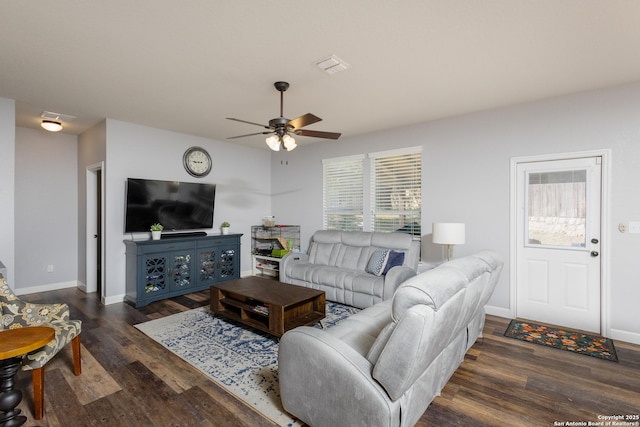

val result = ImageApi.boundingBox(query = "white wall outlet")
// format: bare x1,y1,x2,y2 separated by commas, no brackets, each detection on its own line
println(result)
47,265,54,272
629,221,640,234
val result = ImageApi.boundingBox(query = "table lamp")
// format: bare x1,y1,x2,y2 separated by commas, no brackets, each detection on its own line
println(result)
432,223,465,261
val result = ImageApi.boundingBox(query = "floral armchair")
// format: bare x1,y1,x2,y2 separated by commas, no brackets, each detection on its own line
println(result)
0,275,82,420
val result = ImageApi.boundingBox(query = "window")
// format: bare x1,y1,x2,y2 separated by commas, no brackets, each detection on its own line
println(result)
370,149,422,235
527,169,586,247
323,155,364,231
323,148,421,234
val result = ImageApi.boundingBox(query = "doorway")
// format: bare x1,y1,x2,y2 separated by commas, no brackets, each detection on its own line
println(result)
511,151,609,334
86,162,104,302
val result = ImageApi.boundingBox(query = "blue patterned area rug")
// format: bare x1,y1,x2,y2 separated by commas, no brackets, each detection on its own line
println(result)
135,302,359,427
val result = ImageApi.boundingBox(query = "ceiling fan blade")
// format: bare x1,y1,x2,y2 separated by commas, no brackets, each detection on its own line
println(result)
295,129,342,140
226,117,270,129
227,131,273,139
287,113,322,130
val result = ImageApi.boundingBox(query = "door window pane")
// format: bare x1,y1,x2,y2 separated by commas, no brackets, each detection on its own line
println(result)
527,170,586,247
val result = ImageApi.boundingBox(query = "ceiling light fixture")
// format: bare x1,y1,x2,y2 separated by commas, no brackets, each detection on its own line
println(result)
282,134,297,151
40,111,75,132
41,120,63,132
265,133,297,152
265,134,280,151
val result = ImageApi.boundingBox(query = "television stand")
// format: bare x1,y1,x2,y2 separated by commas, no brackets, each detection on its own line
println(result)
161,231,207,239
124,233,242,307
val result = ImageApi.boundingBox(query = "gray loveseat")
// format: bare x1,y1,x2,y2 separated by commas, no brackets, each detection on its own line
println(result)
280,230,420,309
278,250,503,427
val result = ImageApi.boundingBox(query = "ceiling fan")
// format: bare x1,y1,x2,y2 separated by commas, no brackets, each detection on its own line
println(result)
227,81,341,151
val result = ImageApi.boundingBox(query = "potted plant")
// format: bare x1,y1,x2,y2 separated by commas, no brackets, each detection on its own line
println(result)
221,221,230,235
150,223,163,240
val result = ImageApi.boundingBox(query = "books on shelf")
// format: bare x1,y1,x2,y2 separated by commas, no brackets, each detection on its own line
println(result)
254,304,269,315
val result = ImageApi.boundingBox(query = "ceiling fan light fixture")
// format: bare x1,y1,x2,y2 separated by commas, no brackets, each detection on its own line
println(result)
265,134,280,151
228,81,340,149
283,134,297,151
41,120,63,132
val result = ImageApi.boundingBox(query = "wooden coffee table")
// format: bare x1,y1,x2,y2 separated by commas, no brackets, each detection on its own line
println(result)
211,276,325,337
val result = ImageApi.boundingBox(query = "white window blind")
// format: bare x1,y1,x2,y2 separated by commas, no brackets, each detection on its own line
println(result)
323,156,364,231
370,149,421,234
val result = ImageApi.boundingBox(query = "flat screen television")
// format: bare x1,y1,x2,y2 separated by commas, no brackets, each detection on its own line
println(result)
124,178,216,233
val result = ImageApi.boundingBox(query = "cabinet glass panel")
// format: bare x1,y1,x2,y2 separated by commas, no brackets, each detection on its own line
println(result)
171,253,192,288
145,257,167,293
199,250,217,282
220,249,236,278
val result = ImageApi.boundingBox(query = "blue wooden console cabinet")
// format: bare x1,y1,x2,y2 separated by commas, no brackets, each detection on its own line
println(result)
124,234,242,308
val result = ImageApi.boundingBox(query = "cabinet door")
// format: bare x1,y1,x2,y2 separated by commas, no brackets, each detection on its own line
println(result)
219,247,238,279
168,251,195,291
197,247,218,285
197,243,239,284
142,254,169,295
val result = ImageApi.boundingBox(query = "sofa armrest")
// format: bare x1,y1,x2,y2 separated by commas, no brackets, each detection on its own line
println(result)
279,252,310,283
382,266,416,300
278,326,400,427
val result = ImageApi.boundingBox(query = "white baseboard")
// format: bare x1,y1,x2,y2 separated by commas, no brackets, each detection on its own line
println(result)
609,328,640,346
14,280,80,296
485,304,513,319
77,281,87,292
104,293,126,305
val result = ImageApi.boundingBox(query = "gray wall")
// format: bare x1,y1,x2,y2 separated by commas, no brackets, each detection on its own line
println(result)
100,119,272,302
271,83,640,344
0,98,15,283
15,127,78,288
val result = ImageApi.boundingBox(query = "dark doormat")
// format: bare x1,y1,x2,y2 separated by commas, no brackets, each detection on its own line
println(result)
504,319,618,362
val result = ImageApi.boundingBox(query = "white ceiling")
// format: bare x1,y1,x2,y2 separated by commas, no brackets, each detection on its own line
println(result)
2,1,640,150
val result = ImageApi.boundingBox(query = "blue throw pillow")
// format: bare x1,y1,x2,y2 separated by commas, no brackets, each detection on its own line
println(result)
382,250,405,275
366,249,390,276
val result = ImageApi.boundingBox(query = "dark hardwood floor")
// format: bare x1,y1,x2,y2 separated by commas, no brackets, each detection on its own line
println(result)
12,286,640,426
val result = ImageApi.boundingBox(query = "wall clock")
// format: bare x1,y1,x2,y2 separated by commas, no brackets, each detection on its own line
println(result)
183,146,212,177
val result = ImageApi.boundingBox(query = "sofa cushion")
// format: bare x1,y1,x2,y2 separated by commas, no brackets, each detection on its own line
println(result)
365,248,390,276
391,267,466,322
326,300,391,358
382,250,405,275
286,263,387,308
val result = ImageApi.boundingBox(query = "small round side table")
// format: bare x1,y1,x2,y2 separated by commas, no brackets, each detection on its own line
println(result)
0,326,54,427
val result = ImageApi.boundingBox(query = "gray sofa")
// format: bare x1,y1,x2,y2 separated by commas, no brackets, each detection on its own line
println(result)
280,230,420,309
278,250,503,427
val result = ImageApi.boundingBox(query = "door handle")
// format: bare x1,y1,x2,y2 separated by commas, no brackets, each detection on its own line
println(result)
590,251,599,257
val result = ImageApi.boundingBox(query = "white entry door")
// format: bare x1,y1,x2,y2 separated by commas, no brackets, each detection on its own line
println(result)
516,156,602,333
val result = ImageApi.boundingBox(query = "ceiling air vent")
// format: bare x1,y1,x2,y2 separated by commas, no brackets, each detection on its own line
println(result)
315,55,350,75
41,111,76,122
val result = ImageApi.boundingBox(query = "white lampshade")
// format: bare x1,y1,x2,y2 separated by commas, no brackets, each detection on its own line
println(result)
41,120,63,132
265,134,280,151
432,223,465,245
283,134,297,151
